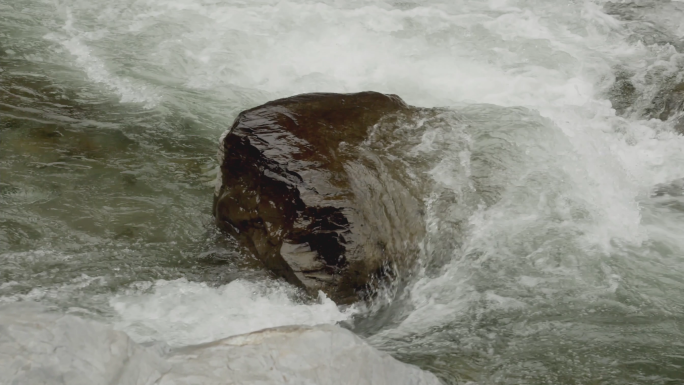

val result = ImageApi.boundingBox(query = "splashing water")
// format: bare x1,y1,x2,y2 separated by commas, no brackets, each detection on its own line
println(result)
2,0,684,383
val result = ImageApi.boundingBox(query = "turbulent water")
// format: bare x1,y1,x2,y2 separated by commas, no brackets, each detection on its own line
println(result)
2,0,684,383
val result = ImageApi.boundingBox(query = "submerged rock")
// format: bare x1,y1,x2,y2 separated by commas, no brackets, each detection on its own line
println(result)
213,92,425,303
646,82,684,133
607,71,638,116
0,303,441,385
608,70,684,133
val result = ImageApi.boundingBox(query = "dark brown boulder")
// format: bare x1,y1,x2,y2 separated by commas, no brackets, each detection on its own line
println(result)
213,92,425,304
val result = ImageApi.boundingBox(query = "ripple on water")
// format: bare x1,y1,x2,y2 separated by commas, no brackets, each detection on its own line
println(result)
2,0,684,384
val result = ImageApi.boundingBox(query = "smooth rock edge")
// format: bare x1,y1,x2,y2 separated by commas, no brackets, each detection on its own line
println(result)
0,303,442,385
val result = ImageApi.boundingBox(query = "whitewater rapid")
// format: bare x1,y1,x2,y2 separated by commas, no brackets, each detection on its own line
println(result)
2,0,684,383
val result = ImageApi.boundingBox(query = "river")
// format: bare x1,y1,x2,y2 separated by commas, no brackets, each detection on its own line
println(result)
1,0,684,383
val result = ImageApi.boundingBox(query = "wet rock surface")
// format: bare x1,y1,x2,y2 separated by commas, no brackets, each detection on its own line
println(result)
607,71,638,116
213,92,426,303
646,82,684,133
606,71,684,134
0,303,442,385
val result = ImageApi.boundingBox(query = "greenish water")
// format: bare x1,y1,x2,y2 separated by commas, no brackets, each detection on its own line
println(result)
2,0,684,384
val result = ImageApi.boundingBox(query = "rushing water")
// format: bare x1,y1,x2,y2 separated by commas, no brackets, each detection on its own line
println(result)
2,0,684,383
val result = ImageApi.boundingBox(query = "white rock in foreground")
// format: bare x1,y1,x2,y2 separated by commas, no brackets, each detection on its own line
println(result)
0,303,441,385
159,324,440,385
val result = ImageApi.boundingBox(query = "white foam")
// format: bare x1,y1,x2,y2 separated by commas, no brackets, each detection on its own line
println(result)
110,278,356,347
44,9,161,108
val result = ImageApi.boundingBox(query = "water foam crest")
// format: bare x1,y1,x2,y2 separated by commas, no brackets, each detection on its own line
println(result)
111,278,356,347
44,7,160,108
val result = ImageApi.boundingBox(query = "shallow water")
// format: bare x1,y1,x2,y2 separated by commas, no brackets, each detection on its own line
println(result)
2,0,684,383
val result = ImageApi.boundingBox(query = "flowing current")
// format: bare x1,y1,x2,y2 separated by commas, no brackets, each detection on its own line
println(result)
2,0,684,383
